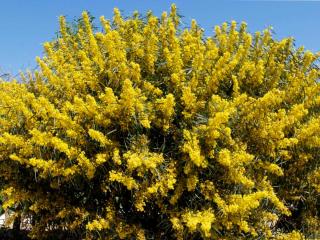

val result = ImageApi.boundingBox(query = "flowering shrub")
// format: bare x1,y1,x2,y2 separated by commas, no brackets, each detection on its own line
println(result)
0,5,319,239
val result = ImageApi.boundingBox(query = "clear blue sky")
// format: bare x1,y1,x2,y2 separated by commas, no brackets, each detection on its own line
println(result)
1,0,319,76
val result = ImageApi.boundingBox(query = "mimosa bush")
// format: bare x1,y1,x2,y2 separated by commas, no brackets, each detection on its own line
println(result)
0,5,319,239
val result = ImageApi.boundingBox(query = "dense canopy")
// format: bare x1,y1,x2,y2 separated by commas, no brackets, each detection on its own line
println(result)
0,4,319,239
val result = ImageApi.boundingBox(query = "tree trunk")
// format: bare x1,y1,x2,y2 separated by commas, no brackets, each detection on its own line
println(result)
13,215,21,230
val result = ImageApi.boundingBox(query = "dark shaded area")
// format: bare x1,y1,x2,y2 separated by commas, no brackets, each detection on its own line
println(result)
0,229,83,240
0,229,30,240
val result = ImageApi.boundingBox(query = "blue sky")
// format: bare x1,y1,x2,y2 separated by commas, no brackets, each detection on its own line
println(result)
0,0,319,76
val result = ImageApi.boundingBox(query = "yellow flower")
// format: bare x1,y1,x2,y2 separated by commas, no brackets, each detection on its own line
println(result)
109,170,138,190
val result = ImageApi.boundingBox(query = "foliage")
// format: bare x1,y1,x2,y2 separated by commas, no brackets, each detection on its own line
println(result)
0,4,319,239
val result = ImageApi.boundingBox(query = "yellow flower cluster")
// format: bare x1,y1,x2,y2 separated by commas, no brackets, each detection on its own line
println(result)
0,4,319,239
182,129,207,168
181,208,215,238
124,150,164,172
109,170,138,190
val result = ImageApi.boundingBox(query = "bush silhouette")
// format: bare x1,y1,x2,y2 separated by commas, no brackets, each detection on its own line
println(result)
0,4,319,239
